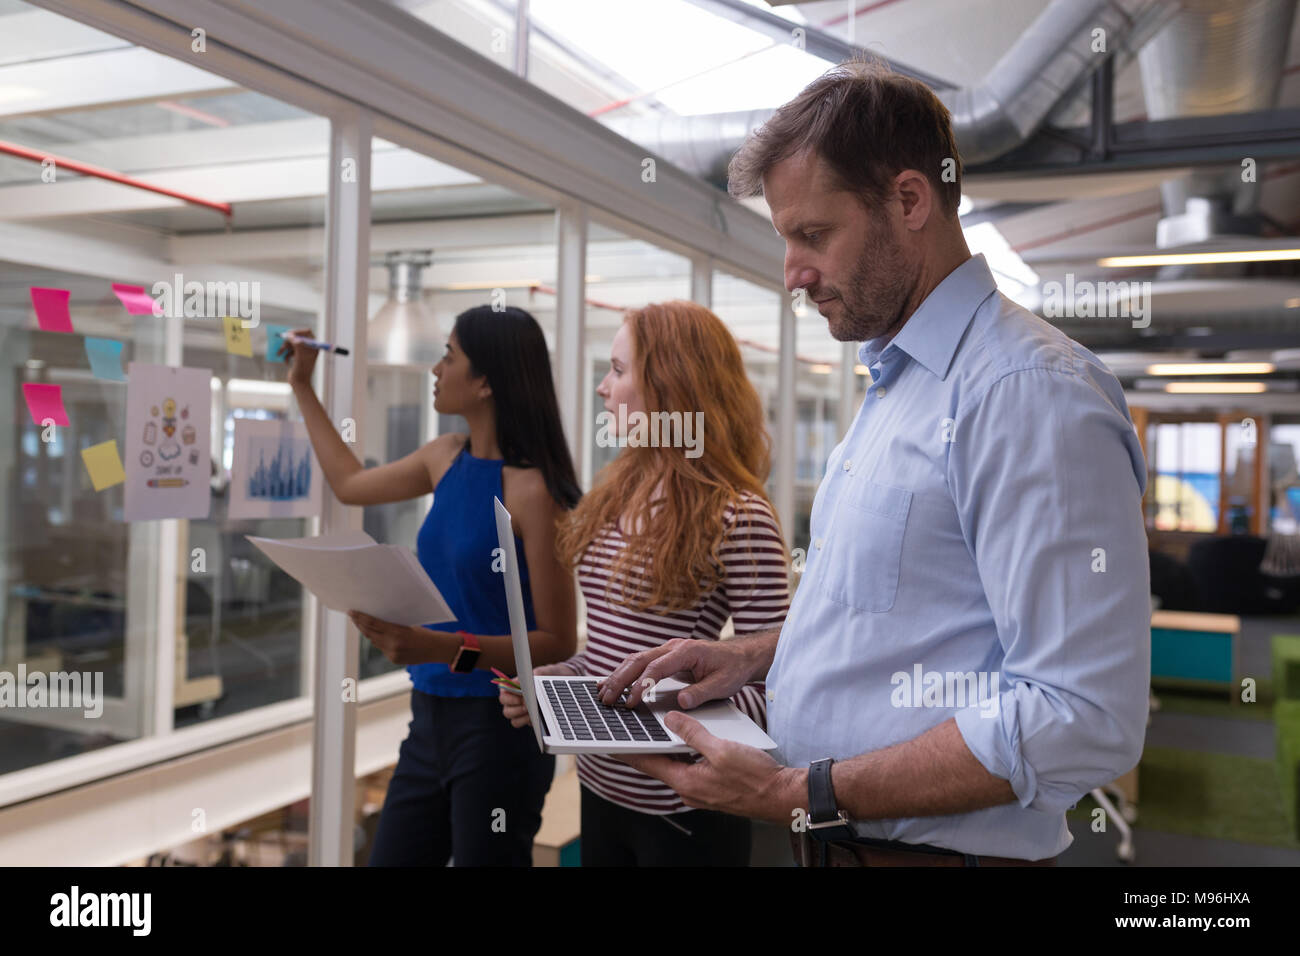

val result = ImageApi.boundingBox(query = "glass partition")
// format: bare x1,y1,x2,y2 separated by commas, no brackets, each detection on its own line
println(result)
792,299,843,550
1150,420,1223,533
1270,421,1300,535
0,0,328,765
711,270,782,499
582,225,690,486
0,278,164,773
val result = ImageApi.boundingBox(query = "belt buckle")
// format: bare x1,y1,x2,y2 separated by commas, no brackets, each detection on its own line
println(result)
806,810,854,842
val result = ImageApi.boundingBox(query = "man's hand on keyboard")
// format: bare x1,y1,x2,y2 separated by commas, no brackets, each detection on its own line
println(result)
596,638,759,710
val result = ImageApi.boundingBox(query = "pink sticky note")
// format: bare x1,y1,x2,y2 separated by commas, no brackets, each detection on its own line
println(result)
111,283,158,316
30,287,74,333
21,383,70,427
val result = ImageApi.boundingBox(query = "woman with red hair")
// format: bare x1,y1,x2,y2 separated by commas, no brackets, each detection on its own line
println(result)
501,300,790,866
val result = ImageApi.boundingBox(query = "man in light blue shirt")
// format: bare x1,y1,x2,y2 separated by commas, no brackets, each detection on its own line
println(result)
604,60,1150,866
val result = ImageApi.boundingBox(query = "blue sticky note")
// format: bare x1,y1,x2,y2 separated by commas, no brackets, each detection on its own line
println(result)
266,324,293,363
84,337,126,381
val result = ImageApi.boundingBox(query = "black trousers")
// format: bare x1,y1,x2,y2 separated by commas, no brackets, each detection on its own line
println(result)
369,690,555,866
579,784,752,866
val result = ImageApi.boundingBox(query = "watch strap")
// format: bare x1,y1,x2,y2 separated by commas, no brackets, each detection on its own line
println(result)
807,757,853,841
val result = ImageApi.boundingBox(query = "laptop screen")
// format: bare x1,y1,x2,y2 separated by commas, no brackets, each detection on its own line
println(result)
493,497,545,751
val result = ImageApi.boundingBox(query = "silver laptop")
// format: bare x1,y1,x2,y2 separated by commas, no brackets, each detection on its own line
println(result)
493,496,778,755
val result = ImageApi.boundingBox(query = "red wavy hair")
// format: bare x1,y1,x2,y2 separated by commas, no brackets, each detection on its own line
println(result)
556,300,782,612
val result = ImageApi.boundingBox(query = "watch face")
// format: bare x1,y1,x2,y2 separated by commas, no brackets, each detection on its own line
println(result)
452,648,481,674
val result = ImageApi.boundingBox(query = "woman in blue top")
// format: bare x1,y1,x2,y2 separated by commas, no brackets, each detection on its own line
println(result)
282,305,580,866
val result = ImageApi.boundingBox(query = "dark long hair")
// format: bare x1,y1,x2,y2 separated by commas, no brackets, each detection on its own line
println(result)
453,305,581,510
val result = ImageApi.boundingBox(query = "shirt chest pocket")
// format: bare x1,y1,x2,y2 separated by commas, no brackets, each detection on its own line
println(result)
819,480,912,613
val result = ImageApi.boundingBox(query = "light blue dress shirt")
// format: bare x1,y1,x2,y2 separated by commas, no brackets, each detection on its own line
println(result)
768,253,1151,861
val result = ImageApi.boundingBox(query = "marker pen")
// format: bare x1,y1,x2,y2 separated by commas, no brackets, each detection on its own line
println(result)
284,334,350,356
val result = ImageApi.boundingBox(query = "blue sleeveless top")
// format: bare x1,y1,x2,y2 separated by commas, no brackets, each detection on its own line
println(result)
409,445,536,697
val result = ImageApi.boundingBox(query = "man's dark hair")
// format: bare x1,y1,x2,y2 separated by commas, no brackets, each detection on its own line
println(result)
727,56,962,218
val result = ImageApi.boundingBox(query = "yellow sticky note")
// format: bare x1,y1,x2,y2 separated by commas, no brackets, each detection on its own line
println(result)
81,439,126,491
222,315,253,357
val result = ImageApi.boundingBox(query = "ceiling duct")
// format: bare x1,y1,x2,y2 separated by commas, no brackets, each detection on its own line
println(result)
368,250,439,368
602,109,776,187
938,0,1169,165
1138,0,1298,249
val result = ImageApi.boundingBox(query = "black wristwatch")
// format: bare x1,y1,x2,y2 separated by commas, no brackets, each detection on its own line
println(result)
806,757,854,841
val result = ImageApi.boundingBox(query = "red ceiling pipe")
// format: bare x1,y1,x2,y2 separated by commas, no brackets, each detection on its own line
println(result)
0,138,232,218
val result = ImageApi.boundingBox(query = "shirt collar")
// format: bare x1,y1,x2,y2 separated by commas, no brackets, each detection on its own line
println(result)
857,254,998,380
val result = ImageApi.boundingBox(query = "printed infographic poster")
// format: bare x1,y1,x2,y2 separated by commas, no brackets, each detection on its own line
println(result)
124,363,212,521
228,419,322,520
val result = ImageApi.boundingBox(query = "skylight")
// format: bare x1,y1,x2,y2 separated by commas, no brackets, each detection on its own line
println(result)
529,0,831,115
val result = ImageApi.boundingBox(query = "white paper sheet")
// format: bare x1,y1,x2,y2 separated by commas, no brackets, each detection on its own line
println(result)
247,531,456,627
124,363,212,521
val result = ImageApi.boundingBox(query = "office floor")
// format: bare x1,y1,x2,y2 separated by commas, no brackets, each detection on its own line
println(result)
1061,614,1300,866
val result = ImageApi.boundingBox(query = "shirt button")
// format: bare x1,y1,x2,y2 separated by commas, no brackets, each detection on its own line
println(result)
814,537,824,549
766,689,775,702
842,459,852,472
876,386,886,398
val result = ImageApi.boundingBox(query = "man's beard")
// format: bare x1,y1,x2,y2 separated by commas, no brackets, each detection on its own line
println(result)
817,219,912,343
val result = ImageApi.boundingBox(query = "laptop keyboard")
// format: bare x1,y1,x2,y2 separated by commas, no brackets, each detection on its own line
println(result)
543,679,672,743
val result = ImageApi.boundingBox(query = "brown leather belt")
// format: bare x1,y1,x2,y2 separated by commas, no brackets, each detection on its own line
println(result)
789,831,1057,867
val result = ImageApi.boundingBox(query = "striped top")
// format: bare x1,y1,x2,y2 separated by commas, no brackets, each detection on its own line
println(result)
562,490,790,814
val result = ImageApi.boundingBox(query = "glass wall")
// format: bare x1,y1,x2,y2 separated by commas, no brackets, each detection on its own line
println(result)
0,0,795,806
0,0,327,766
1223,415,1257,534
792,297,843,549
179,270,325,729
709,271,854,586
1,277,162,773
1140,412,1300,537
583,225,690,486
710,271,789,548
1150,420,1223,533
1270,421,1300,534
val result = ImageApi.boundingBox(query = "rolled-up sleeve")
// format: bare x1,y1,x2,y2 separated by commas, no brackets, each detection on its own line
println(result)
946,365,1150,814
